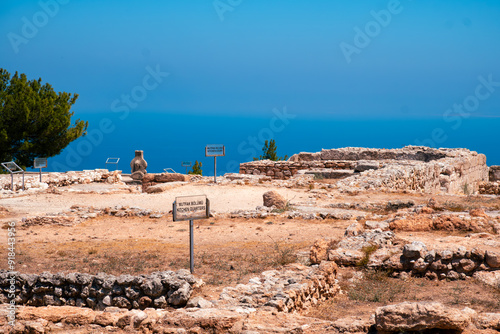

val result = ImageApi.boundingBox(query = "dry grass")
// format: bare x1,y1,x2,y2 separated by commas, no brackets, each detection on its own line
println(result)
0,233,310,299
306,268,500,321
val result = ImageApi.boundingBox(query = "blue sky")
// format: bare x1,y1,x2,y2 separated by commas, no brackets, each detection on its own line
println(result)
2,0,500,119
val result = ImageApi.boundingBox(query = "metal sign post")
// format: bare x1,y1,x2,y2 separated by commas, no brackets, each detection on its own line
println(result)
181,161,192,175
205,145,225,183
105,158,120,171
172,195,210,274
34,158,48,182
1,161,25,191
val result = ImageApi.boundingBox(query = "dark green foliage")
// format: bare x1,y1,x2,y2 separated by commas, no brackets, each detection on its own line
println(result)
253,139,288,161
0,68,87,168
189,160,202,175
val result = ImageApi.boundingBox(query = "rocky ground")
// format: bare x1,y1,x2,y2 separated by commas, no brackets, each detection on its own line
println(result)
0,171,499,333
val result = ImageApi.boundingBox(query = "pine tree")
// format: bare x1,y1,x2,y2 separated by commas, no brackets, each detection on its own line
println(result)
189,160,203,175
254,139,288,161
0,68,87,168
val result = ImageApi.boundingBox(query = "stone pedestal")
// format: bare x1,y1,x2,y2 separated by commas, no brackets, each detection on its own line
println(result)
130,150,147,180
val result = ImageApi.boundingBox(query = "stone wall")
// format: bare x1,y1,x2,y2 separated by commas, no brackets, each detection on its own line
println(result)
141,173,190,193
218,262,339,313
240,146,489,194
239,160,356,179
383,242,500,281
0,169,122,192
479,182,500,195
312,230,500,281
490,166,500,182
0,270,196,310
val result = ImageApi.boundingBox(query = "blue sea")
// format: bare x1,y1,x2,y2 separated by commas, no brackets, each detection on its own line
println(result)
38,111,500,176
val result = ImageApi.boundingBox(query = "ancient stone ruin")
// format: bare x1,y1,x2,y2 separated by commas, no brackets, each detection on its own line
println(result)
240,146,489,194
0,270,196,310
130,150,148,180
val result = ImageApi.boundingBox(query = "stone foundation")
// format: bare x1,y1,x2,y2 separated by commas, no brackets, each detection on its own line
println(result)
0,169,122,192
0,270,196,310
479,181,500,195
240,146,489,194
141,173,190,193
490,166,500,182
383,242,500,281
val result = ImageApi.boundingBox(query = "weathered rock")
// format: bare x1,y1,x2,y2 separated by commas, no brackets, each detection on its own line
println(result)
332,315,375,333
310,239,329,265
375,302,473,332
485,250,500,268
344,222,364,237
262,191,287,209
387,200,415,211
473,271,500,288
167,281,192,306
141,278,164,297
328,248,364,266
403,241,427,259
145,181,187,194
476,313,500,330
186,296,213,309
354,160,379,173
365,220,389,230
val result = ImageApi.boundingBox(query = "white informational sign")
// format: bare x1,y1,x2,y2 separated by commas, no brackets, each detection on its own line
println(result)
173,195,209,221
205,144,225,157
34,158,48,169
172,195,210,274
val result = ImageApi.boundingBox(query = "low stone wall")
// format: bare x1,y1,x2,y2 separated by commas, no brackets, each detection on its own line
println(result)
239,160,356,179
240,146,489,194
312,230,500,281
141,173,190,193
383,242,500,280
490,166,500,182
0,169,122,192
479,182,500,195
0,270,196,310
289,146,450,162
218,262,339,313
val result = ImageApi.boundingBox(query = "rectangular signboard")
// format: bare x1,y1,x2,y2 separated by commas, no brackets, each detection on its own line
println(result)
34,158,48,169
1,161,23,173
173,195,209,221
205,144,225,157
181,161,192,167
106,158,120,164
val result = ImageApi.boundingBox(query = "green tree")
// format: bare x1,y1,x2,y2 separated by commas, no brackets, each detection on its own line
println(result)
254,139,288,161
0,68,87,168
189,160,202,175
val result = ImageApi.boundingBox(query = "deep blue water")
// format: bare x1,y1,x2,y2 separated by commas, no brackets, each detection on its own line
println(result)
38,112,500,175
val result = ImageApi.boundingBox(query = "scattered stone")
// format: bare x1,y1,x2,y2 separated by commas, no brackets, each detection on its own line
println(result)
344,221,364,237
485,250,500,268
186,296,213,309
403,241,427,259
365,220,389,230
262,191,287,209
